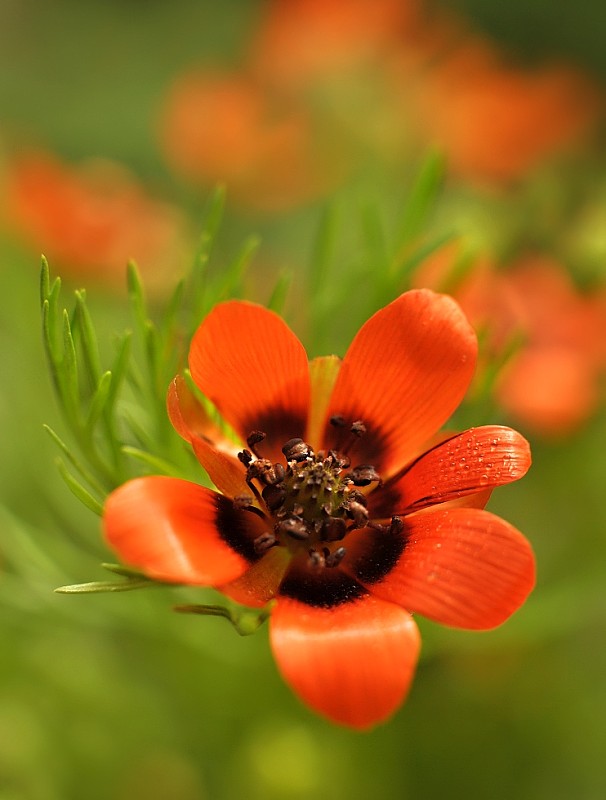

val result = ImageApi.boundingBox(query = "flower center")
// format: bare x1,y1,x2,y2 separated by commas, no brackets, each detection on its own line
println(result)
236,426,381,569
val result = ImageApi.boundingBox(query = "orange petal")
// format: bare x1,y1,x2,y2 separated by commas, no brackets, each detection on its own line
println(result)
103,477,268,585
346,508,535,630
322,290,478,477
370,425,531,516
167,376,250,499
270,594,420,729
188,301,310,462
190,435,251,499
167,375,232,446
306,354,341,449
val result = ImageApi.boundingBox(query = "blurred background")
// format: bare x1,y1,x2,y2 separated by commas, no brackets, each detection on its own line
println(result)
2,1,606,798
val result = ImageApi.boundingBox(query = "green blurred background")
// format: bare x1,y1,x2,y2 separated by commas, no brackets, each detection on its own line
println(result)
2,2,606,799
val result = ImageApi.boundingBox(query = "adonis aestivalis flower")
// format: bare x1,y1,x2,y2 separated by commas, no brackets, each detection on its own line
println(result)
104,290,535,729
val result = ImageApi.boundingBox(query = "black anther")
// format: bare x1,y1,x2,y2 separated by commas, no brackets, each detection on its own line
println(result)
275,517,310,541
281,438,313,462
262,484,286,512
325,546,346,568
253,532,277,555
348,464,381,486
320,516,347,542
350,420,367,437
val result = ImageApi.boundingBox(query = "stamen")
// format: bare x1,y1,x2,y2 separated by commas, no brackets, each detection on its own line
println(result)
308,548,325,569
237,449,253,466
262,483,286,512
325,546,346,568
347,464,381,487
345,500,369,528
350,420,367,437
247,459,283,486
275,517,310,541
233,493,254,509
329,415,347,428
282,438,314,462
246,430,266,458
254,532,277,555
319,516,347,541
389,516,404,535
348,489,368,507
233,495,268,521
335,416,368,457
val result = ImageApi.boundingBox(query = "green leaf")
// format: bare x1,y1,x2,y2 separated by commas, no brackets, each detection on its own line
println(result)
267,269,292,313
43,424,107,497
55,457,105,515
126,260,148,340
39,255,51,306
189,186,226,317
394,150,445,249
309,202,339,296
55,576,156,594
121,446,183,477
61,308,80,416
216,234,260,303
74,289,103,385
101,562,148,579
85,370,113,430
106,331,132,414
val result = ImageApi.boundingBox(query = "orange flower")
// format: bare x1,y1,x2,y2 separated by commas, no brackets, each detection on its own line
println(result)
3,150,186,287
417,247,606,436
411,38,602,183
248,0,421,88
158,70,344,212
104,291,534,729
494,257,606,436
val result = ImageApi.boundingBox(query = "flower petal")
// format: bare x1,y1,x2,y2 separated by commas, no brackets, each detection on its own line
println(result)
371,425,531,516
103,476,268,585
167,375,228,445
270,594,420,729
188,300,310,461
345,508,535,630
322,290,478,476
190,435,252,499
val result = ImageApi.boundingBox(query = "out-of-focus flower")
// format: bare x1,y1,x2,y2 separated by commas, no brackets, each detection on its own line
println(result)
104,291,534,729
158,70,345,212
2,150,187,287
417,247,606,436
494,257,606,436
248,0,421,89
409,38,602,184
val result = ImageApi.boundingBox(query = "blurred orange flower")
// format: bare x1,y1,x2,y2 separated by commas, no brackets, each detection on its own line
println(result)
410,38,602,184
2,150,187,287
159,70,345,212
248,0,421,88
417,247,606,436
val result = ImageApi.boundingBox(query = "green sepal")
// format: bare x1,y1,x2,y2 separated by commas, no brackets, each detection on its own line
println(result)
174,601,274,636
